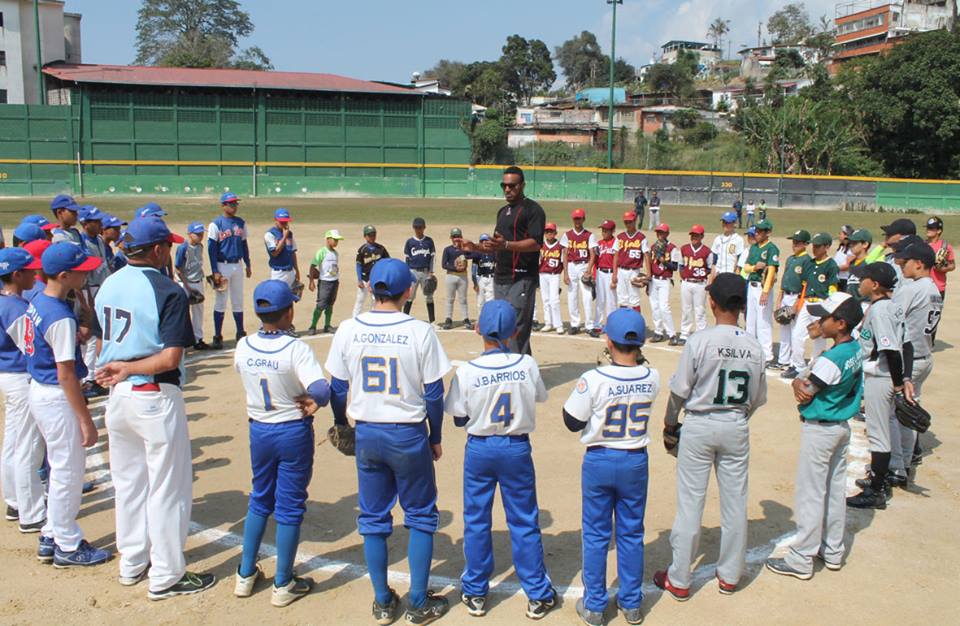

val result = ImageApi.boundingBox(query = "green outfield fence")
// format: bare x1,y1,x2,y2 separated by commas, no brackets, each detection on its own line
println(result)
1,101,959,209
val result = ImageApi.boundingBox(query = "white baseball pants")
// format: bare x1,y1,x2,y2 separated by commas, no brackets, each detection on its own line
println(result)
183,280,204,343
746,282,774,362
792,304,826,371
649,277,675,336
648,209,661,228
476,275,495,311
270,268,296,287
680,280,707,339
353,283,371,317
214,262,244,313
0,372,45,525
30,382,86,552
106,382,193,592
539,273,562,330
616,268,644,308
594,270,617,327
777,293,798,367
566,263,594,330
82,285,100,383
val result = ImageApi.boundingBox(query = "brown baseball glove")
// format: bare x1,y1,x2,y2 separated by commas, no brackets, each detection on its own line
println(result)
206,274,228,292
187,288,205,305
630,273,650,288
454,255,468,272
935,245,950,271
327,423,356,456
774,305,796,325
291,280,305,298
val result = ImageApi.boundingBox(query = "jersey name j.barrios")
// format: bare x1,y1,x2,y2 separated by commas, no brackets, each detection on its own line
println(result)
235,334,326,423
563,364,660,449
444,351,547,436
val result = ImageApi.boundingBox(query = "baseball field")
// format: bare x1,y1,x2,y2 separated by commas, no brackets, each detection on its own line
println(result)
0,196,957,625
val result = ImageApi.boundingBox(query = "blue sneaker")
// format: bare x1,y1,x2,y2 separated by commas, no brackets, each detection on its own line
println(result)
37,535,55,563
53,540,111,568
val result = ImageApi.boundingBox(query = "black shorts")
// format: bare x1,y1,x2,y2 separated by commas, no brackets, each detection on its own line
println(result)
315,280,339,310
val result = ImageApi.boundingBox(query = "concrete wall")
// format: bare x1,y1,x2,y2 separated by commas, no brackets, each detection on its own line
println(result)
0,0,71,104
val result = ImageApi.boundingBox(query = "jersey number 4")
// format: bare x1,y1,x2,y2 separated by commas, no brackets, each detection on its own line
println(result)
361,356,400,394
490,393,514,427
101,306,133,343
603,402,650,439
713,369,750,405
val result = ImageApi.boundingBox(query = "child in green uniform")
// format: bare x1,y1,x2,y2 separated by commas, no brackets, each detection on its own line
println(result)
766,292,864,579
308,229,344,334
775,230,812,372
742,220,780,366
785,233,839,378
845,229,873,302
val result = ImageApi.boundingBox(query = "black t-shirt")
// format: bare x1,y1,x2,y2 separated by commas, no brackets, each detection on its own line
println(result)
494,197,546,283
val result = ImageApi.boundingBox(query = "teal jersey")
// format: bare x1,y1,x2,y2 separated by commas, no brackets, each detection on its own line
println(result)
800,339,863,421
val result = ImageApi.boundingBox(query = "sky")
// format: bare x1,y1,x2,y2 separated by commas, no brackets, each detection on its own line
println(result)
64,0,841,82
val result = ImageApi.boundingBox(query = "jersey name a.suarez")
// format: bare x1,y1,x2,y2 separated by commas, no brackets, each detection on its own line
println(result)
563,365,660,450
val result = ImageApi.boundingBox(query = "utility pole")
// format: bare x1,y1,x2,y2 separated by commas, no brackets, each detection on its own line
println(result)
607,0,623,170
757,22,762,48
34,0,46,104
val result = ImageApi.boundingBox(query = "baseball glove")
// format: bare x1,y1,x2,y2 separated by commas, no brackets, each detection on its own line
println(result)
894,392,931,433
580,274,595,286
206,274,228,293
597,347,648,366
187,288,205,305
291,280,305,298
935,245,950,271
663,424,682,458
327,423,356,456
308,265,320,281
454,255,467,272
774,305,797,325
652,239,668,262
630,272,650,288
423,274,438,296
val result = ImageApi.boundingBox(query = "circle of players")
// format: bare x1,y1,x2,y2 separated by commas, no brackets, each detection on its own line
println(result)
0,192,952,625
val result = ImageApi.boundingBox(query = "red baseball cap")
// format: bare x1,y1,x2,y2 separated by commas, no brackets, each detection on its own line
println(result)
689,224,705,235
599,220,616,230
571,208,586,219
23,239,52,261
655,223,670,233
544,222,557,231
623,211,637,221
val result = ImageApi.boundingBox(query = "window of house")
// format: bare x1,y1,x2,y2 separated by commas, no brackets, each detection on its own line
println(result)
0,51,6,68
0,12,4,28
0,90,8,104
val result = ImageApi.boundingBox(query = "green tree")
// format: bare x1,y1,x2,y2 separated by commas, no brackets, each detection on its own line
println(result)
767,2,814,45
672,108,700,129
499,35,556,105
466,108,510,164
707,18,730,56
555,31,606,90
643,51,698,100
134,0,271,69
422,59,467,89
455,61,508,109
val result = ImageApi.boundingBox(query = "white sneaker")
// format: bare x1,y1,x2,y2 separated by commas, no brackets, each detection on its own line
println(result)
118,565,149,587
271,576,313,607
540,325,554,333
234,563,262,598
556,326,566,335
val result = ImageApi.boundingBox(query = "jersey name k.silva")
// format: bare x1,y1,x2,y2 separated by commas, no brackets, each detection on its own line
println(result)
561,229,596,263
235,334,326,423
539,241,563,274
324,311,451,423
595,237,618,271
444,352,547,436
616,231,649,270
669,325,768,415
563,365,660,449
680,243,713,281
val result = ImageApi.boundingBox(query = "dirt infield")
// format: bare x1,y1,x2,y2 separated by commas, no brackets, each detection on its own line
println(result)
1,218,958,626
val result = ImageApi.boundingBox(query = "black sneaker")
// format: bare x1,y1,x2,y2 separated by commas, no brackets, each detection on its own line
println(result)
887,472,908,488
460,593,487,617
5,505,17,522
847,486,887,510
19,519,44,534
531,321,544,331
781,367,799,379
323,325,333,334
668,334,680,346
569,326,581,336
765,360,780,370
526,589,558,620
649,332,666,343
372,588,401,625
678,338,687,346
211,335,224,350
193,340,210,350
440,319,453,330
404,590,449,625
308,328,318,336
463,319,474,331
235,331,247,341
147,571,216,601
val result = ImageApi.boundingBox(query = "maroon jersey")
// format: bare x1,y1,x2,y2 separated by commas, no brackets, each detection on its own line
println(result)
680,243,712,281
562,229,593,263
539,241,563,274
650,241,678,279
616,231,647,270
596,237,617,271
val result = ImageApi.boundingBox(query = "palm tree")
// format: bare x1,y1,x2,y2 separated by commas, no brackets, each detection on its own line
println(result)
707,18,731,58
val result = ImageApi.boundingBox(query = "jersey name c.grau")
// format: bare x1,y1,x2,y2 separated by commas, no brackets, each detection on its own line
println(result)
324,311,451,423
444,352,547,436
234,334,326,424
563,364,660,450
669,325,767,416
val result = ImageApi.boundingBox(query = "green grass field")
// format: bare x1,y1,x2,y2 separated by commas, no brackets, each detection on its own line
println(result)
1,196,954,239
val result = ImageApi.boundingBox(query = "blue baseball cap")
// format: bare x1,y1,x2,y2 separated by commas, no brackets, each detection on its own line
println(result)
122,217,184,249
478,233,491,242
101,214,127,229
50,194,80,214
721,211,737,224
187,221,205,234
603,308,647,346
478,300,516,340
0,247,43,276
41,242,102,275
220,191,240,204
13,222,46,244
746,226,757,236
21,214,56,231
135,202,166,219
78,205,104,222
253,279,299,313
369,258,414,297
274,208,291,222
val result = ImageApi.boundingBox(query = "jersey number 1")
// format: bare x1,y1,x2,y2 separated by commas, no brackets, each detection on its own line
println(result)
713,369,750,405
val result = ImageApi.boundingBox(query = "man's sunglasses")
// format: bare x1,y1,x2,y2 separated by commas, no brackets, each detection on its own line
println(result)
500,182,522,190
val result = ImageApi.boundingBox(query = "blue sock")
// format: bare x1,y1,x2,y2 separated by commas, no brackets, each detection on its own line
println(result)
407,528,434,608
275,523,300,587
233,312,244,333
213,311,225,336
363,534,392,605
239,511,268,578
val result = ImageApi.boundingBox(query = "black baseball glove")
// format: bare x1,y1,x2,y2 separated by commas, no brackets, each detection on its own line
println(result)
894,392,931,433
187,288,205,305
663,424,682,457
774,305,796,325
291,280,305,298
327,424,356,456
423,275,438,296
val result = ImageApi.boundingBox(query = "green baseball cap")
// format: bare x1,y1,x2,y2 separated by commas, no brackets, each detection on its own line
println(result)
849,228,873,243
363,224,376,235
755,219,773,231
811,232,833,246
450,227,463,237
787,229,811,243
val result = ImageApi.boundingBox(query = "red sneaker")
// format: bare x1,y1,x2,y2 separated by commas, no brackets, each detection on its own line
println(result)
717,575,738,595
653,570,690,601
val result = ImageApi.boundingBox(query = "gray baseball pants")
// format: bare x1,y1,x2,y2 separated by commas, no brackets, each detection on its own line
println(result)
668,413,750,588
444,274,468,320
890,356,933,475
864,374,894,453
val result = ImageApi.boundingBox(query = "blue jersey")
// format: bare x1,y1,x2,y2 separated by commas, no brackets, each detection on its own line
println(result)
109,247,128,272
21,279,45,302
207,215,250,273
18,293,86,385
0,293,30,373
404,236,435,271
94,264,195,387
264,226,297,271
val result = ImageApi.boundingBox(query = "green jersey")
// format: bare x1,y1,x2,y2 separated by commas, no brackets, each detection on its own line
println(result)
865,244,886,264
780,253,812,293
803,257,839,299
845,258,867,300
746,241,780,283
801,339,863,421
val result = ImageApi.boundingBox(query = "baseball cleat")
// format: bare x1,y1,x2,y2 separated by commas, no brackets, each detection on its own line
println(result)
460,593,487,617
618,602,644,625
847,486,887,509
372,588,401,625
678,338,687,346
556,327,566,335
569,326,581,336
148,571,216,600
211,335,224,349
462,319,474,330
815,553,842,571
765,557,812,580
53,540,111,568
764,359,780,370
668,334,680,346
234,563,262,597
531,322,544,331
404,590,449,625
539,325,555,333
653,570,689,601
19,519,44,534
193,340,211,350
588,328,602,338
440,319,453,330
717,575,738,594
780,367,799,379
5,505,18,522
118,565,150,586
575,598,604,626
37,535,55,563
526,588,558,620
271,576,313,607
308,328,317,336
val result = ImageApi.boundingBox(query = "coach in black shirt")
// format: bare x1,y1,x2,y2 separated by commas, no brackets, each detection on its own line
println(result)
461,166,545,354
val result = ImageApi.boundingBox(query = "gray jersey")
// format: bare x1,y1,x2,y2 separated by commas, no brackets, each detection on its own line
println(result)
859,298,906,376
893,276,942,358
177,243,205,284
83,235,111,287
669,324,767,416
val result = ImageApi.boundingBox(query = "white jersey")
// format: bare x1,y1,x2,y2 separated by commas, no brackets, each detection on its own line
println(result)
234,334,326,424
444,352,547,436
563,364,660,449
746,202,756,215
711,233,745,274
669,324,767,416
324,310,451,423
